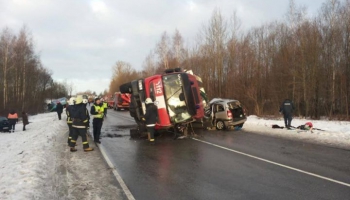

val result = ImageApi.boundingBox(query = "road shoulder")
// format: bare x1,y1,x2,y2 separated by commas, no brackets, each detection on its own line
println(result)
53,129,127,200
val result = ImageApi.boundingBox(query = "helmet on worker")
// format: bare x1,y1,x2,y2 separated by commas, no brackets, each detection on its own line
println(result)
75,95,83,104
69,97,76,105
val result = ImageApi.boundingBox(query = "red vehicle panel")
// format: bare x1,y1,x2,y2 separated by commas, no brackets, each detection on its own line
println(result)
120,68,205,133
114,92,131,111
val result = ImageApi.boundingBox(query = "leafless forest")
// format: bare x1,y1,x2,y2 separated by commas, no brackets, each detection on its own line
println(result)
0,27,68,115
110,0,350,120
1,0,349,119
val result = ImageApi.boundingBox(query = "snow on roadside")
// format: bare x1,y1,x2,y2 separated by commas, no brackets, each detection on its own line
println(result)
244,115,350,150
0,112,67,200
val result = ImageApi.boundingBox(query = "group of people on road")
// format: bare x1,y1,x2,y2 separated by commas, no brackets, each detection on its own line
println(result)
65,96,108,152
61,95,297,147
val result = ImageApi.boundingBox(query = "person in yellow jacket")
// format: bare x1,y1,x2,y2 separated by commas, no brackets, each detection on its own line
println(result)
69,96,93,152
101,98,108,118
90,98,104,144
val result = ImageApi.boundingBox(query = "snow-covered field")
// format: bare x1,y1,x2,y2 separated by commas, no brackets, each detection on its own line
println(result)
0,112,349,199
244,115,350,150
0,112,66,200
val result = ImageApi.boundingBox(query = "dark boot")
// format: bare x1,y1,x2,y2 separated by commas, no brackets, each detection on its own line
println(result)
70,147,77,152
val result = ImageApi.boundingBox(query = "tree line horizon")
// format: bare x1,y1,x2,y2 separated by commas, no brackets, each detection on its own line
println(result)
1,0,349,120
109,0,350,120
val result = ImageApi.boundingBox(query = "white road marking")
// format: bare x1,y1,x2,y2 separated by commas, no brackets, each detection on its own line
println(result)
99,144,136,200
192,138,350,188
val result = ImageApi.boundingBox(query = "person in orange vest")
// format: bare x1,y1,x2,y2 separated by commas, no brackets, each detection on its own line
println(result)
8,110,18,133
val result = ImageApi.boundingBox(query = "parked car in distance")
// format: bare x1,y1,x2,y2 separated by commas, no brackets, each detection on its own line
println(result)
0,116,10,132
47,97,68,112
208,98,247,130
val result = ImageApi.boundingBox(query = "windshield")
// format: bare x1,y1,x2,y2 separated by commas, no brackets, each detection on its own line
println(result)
163,74,191,123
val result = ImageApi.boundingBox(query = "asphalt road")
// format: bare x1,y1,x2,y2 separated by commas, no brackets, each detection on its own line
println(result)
99,109,350,200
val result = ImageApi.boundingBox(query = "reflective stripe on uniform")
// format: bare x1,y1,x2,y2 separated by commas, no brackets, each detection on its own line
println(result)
72,125,86,128
82,142,88,144
71,140,76,143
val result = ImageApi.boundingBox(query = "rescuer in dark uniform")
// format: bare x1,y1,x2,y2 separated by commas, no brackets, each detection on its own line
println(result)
279,98,295,129
69,96,94,152
90,98,104,144
144,98,158,143
66,97,75,146
56,101,63,120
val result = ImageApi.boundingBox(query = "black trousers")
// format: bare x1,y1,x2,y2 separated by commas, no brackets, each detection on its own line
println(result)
57,112,62,120
93,118,103,142
9,122,16,131
70,127,89,149
146,126,155,140
284,114,292,128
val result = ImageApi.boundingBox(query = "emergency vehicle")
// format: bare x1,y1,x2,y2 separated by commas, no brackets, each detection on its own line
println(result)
119,68,205,135
113,92,131,111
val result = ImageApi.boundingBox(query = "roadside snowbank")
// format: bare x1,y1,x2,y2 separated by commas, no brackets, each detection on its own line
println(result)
0,111,125,200
0,112,66,199
244,115,350,150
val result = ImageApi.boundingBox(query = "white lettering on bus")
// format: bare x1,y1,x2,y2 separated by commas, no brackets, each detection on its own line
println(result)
155,80,163,95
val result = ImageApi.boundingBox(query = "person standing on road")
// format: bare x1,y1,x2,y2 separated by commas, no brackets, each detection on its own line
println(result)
22,111,29,131
144,98,158,143
82,98,91,134
66,97,75,146
56,101,64,120
90,98,104,144
8,110,18,133
279,98,295,129
101,98,108,118
69,96,94,152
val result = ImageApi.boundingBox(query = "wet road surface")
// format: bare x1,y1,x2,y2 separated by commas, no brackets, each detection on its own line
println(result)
99,109,350,200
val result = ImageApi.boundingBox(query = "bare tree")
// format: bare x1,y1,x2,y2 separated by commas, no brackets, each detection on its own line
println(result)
156,32,170,69
109,61,140,94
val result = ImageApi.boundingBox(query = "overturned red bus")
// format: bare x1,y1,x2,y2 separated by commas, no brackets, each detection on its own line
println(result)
119,68,205,135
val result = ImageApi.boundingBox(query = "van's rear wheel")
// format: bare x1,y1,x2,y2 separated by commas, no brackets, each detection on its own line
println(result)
216,120,226,130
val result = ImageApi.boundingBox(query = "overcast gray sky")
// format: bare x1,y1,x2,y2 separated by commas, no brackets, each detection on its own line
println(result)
0,0,324,94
